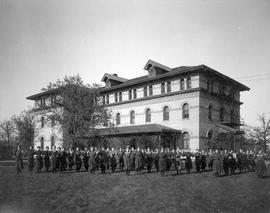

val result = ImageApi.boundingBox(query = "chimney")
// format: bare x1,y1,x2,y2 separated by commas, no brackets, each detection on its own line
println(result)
113,73,118,77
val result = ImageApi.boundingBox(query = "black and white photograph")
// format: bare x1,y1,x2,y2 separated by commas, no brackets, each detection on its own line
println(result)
0,0,270,212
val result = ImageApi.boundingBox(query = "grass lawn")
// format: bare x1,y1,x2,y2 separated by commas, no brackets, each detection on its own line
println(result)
0,163,269,213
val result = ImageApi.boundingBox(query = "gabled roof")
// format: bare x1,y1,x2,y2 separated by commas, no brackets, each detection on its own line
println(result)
98,124,181,136
143,59,171,72
101,73,128,83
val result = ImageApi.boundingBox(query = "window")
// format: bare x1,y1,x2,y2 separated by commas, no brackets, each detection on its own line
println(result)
161,83,165,94
133,89,137,99
130,111,135,124
144,87,148,97
180,79,185,91
207,79,210,91
208,104,213,121
40,98,46,107
183,132,190,149
182,103,189,119
145,108,151,123
220,107,224,122
51,117,55,127
103,110,108,126
106,95,109,104
102,96,106,105
51,136,55,150
114,93,118,103
230,109,234,122
149,85,153,96
40,137,44,150
167,82,171,93
41,117,45,128
116,113,121,125
51,96,56,106
187,77,191,89
163,106,169,121
119,92,122,102
128,90,132,100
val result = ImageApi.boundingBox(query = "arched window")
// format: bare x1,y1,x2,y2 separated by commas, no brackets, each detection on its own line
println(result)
163,106,169,121
220,107,224,122
130,111,135,124
51,136,55,150
41,117,45,128
40,137,44,150
208,104,213,121
183,132,190,149
116,113,121,125
145,108,151,123
182,103,189,119
187,77,191,89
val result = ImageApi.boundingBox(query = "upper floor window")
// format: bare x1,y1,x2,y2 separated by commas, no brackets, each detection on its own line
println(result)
116,113,121,125
230,109,234,122
220,107,224,122
133,89,137,99
128,90,132,100
102,96,106,105
144,87,148,97
41,117,45,128
130,111,135,124
51,117,55,127
180,79,185,91
114,93,118,103
119,92,122,102
161,83,165,94
40,98,46,107
51,96,56,106
149,85,153,96
106,95,109,104
208,104,213,121
145,108,151,123
163,106,169,121
182,103,189,119
186,77,191,89
167,82,171,93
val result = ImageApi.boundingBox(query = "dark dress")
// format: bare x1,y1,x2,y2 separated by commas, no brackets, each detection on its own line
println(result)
44,150,51,172
75,151,82,172
185,152,193,174
123,151,131,174
145,152,153,173
51,150,58,172
88,151,96,173
213,152,222,176
67,151,75,171
135,151,142,172
15,149,24,174
36,150,43,173
28,149,35,172
83,151,89,171
111,152,117,173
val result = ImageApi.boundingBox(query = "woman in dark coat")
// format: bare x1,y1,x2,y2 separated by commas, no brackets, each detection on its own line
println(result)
28,146,35,172
15,145,24,174
145,148,153,173
44,146,51,172
51,146,57,173
36,146,43,173
74,147,82,172
185,150,193,174
67,148,74,171
255,150,267,178
88,147,96,174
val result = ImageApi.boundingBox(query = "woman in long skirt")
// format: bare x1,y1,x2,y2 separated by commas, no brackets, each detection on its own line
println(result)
15,145,24,174
255,150,266,178
213,149,222,177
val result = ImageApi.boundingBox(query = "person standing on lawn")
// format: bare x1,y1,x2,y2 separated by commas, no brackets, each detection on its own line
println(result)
75,147,82,172
36,146,43,173
15,145,24,174
50,146,57,173
145,148,153,173
83,147,89,172
135,147,142,174
28,146,35,173
159,147,166,176
213,149,222,177
43,146,51,172
255,150,267,178
67,147,74,171
185,149,193,174
88,147,96,174
123,147,131,175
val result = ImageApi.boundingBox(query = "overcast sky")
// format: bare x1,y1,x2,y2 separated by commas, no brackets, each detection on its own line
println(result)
0,0,269,126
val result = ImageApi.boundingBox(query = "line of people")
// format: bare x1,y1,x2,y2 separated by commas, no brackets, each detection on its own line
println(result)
15,145,268,178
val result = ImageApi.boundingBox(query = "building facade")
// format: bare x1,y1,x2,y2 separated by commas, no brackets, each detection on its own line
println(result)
27,60,249,151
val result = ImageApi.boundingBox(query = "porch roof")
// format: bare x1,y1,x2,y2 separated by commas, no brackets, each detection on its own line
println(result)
98,124,182,136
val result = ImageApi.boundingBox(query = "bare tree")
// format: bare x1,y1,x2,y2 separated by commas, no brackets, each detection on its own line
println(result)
0,119,15,144
12,110,36,150
249,114,270,152
38,74,108,148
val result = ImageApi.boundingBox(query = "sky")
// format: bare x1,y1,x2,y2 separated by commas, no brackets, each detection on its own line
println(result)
0,0,269,126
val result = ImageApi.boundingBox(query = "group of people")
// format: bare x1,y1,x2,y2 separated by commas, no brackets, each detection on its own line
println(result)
15,145,268,178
